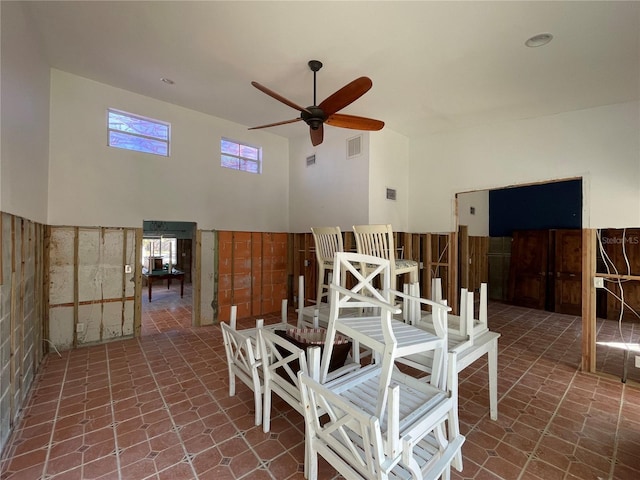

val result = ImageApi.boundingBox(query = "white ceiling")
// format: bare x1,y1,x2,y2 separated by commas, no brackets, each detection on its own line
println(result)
25,1,640,141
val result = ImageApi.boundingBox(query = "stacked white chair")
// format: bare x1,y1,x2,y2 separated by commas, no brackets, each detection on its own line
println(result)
304,252,464,478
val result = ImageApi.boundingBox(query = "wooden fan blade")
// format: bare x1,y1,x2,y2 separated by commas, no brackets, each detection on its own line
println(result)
319,77,372,116
310,124,324,146
251,81,311,114
326,114,384,131
248,118,302,130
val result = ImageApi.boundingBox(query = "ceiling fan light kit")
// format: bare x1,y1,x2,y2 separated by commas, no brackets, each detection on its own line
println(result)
249,60,384,146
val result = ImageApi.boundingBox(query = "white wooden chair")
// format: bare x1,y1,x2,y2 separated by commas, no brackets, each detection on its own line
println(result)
257,328,312,433
221,301,291,427
299,370,465,480
221,320,264,426
353,224,419,291
417,280,500,421
309,252,463,475
431,279,489,343
258,325,362,434
311,226,344,305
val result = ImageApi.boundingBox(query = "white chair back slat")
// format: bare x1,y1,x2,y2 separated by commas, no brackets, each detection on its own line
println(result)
311,226,344,305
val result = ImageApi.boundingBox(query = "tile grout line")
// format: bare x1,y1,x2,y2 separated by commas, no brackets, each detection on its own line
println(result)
515,352,581,480
463,308,565,435
105,344,123,480
135,334,201,479
190,327,281,480
477,310,582,479
41,352,71,479
607,383,626,480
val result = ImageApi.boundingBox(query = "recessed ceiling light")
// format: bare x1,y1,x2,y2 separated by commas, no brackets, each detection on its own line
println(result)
161,77,175,85
525,33,553,48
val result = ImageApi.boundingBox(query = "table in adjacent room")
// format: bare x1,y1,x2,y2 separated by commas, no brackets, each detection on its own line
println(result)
143,269,185,302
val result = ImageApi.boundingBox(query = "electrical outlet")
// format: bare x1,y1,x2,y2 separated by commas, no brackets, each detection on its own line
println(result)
76,323,85,333
125,264,132,273
635,355,640,368
593,277,604,289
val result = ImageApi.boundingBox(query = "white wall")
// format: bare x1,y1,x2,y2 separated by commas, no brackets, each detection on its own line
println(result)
457,190,489,236
0,2,50,223
409,101,640,232
288,127,369,232
369,128,410,231
48,70,290,231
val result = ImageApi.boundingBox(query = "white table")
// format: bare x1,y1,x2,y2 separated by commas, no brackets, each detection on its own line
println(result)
401,313,500,421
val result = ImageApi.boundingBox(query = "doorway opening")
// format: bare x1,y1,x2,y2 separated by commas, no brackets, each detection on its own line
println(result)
141,220,196,335
456,178,583,312
456,178,640,383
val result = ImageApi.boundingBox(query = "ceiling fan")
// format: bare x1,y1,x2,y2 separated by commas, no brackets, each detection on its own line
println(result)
249,60,384,146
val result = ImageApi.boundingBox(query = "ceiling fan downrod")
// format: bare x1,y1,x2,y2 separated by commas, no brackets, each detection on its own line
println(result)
308,60,322,106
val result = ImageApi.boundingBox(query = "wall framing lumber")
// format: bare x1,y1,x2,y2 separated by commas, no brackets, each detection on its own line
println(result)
19,220,25,406
459,226,469,289
43,226,51,352
9,216,17,423
193,229,202,327
582,228,596,373
73,227,79,348
0,214,2,286
121,230,127,335
133,228,142,337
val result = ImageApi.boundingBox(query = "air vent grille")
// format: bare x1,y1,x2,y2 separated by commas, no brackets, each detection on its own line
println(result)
347,135,362,158
386,188,397,201
306,154,316,166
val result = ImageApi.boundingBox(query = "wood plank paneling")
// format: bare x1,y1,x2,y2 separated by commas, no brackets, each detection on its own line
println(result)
0,213,46,455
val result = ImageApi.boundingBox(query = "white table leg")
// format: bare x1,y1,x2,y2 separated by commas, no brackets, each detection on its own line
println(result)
488,337,498,421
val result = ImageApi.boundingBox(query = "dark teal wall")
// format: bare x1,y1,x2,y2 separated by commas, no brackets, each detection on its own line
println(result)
489,179,582,237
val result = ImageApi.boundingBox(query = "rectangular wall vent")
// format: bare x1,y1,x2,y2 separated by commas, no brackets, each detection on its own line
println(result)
347,135,362,158
306,154,316,166
386,188,397,201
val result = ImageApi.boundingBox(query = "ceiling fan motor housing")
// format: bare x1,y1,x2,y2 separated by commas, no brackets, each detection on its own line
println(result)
301,106,325,130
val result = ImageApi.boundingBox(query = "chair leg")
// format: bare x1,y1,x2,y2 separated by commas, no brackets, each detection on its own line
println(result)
262,383,272,433
253,376,262,426
228,370,236,396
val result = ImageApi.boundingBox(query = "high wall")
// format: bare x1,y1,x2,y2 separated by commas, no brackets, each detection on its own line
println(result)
288,126,411,233
48,70,290,231
0,1,50,223
409,101,640,232
288,128,370,232
0,2,49,455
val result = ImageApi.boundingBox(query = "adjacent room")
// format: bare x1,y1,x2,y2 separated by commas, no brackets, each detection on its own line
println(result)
1,1,640,479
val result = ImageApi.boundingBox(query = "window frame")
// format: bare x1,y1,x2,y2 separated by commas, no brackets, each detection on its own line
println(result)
107,108,171,157
142,237,178,271
221,137,262,174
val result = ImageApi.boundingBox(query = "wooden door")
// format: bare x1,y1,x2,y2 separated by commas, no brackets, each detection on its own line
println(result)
508,230,548,309
553,229,582,315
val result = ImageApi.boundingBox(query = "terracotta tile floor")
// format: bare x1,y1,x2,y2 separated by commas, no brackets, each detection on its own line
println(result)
141,282,193,336
2,301,640,479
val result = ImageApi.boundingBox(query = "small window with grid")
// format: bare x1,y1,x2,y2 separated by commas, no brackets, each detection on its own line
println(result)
221,138,262,174
108,108,170,156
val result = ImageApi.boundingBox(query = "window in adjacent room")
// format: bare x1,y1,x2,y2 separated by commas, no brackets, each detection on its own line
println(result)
142,237,177,271
108,108,170,156
221,138,262,173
